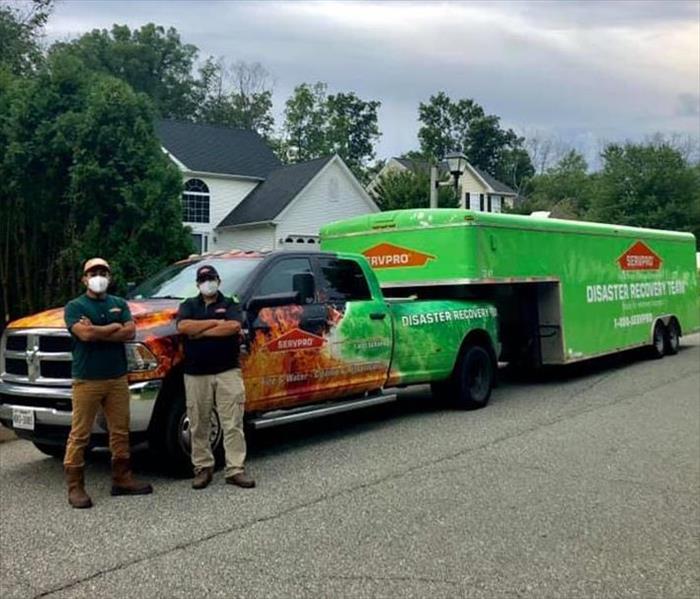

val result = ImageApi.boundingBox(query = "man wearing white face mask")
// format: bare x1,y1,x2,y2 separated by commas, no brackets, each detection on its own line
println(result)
63,258,153,508
176,264,254,490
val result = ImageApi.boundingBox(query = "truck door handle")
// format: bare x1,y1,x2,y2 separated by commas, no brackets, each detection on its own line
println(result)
370,312,386,320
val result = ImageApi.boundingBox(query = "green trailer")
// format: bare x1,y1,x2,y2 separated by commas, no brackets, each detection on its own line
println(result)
320,209,699,366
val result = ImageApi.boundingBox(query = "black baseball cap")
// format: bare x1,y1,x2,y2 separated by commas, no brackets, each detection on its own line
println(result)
196,264,220,282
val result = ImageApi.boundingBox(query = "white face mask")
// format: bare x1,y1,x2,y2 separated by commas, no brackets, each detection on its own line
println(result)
198,280,219,297
87,275,109,294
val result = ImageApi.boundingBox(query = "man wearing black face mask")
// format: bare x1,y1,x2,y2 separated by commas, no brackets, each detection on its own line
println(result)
176,264,255,490
63,258,153,509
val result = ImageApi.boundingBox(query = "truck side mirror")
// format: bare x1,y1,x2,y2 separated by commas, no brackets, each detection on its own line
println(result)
292,272,315,304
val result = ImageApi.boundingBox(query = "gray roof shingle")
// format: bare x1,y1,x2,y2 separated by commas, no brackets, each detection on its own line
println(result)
471,165,515,194
217,156,334,228
155,120,281,179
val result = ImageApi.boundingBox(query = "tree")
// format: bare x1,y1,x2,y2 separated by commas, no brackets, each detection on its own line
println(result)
513,150,592,218
0,51,193,323
0,0,52,75
198,59,275,138
417,92,533,190
282,82,329,161
49,23,203,119
282,82,381,180
370,168,457,211
588,143,700,242
524,130,571,175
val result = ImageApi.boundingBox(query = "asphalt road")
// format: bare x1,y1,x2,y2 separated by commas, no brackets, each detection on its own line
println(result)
1,335,699,599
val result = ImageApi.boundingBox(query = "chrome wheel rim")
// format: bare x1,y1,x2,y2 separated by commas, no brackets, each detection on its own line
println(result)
178,410,223,455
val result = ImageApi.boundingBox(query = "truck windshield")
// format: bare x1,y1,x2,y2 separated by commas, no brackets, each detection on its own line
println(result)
127,258,263,300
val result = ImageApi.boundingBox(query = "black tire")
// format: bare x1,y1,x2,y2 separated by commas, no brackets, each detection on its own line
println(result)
665,319,680,355
649,321,666,360
32,441,65,459
453,345,495,410
150,391,224,476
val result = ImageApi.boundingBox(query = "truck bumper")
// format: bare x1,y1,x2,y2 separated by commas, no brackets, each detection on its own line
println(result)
0,380,161,441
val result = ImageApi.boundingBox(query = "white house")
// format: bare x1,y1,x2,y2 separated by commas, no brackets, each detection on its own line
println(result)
156,120,379,253
368,157,520,213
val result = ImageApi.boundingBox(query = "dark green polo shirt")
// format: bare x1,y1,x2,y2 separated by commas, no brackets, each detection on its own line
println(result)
64,294,133,380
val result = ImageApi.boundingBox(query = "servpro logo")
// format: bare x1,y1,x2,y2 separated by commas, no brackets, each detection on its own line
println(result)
266,328,325,352
362,243,435,269
617,241,662,271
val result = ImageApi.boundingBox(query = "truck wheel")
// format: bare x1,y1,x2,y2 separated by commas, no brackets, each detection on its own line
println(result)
453,345,494,410
32,442,65,459
665,319,680,355
151,391,224,476
649,321,666,360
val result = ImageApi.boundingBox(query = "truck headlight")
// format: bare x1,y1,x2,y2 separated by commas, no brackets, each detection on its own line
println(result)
125,343,159,372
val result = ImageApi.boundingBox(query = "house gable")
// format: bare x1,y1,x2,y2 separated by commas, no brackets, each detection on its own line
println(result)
275,156,379,244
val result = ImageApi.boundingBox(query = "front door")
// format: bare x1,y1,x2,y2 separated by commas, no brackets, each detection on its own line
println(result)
242,256,328,412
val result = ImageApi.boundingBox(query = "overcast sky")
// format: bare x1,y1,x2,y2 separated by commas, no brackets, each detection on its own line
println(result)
45,0,700,166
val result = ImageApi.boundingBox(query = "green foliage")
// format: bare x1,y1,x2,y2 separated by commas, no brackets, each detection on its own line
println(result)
0,51,193,322
418,92,533,190
0,0,52,75
371,168,457,211
282,82,381,180
513,150,593,218
589,143,700,242
49,23,203,119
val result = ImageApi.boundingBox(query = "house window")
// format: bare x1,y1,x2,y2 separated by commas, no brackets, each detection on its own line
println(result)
479,194,485,212
182,179,210,223
487,195,492,212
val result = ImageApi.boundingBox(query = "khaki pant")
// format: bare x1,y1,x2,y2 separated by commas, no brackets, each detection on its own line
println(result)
64,376,130,467
184,368,246,477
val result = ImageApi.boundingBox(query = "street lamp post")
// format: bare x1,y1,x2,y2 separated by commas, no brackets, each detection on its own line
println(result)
429,152,468,209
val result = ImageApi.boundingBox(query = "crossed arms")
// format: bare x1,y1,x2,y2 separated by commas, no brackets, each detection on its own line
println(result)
177,319,241,339
71,317,136,343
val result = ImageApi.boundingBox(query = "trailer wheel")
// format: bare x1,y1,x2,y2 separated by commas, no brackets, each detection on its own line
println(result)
453,345,494,410
665,319,680,355
150,390,224,476
649,321,666,360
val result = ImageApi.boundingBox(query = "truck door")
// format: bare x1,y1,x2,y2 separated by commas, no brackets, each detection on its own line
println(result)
313,256,393,397
242,256,330,411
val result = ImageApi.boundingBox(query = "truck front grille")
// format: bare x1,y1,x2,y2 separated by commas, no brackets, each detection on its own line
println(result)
1,329,73,387
40,361,72,379
5,358,29,376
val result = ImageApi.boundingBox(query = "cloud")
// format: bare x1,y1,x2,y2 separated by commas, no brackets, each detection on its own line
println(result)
44,0,700,162
675,93,700,117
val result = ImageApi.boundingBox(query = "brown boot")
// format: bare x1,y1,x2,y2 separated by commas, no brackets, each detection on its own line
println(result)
225,471,256,488
192,467,213,490
65,465,93,509
110,458,153,496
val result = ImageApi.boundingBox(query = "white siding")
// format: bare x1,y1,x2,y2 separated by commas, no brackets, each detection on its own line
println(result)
459,169,488,196
215,226,275,252
276,161,378,243
182,173,258,238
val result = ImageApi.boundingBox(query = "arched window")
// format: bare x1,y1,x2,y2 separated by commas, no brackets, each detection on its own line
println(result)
182,179,210,223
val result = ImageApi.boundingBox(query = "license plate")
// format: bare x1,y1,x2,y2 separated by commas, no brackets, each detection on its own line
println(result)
12,407,35,431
